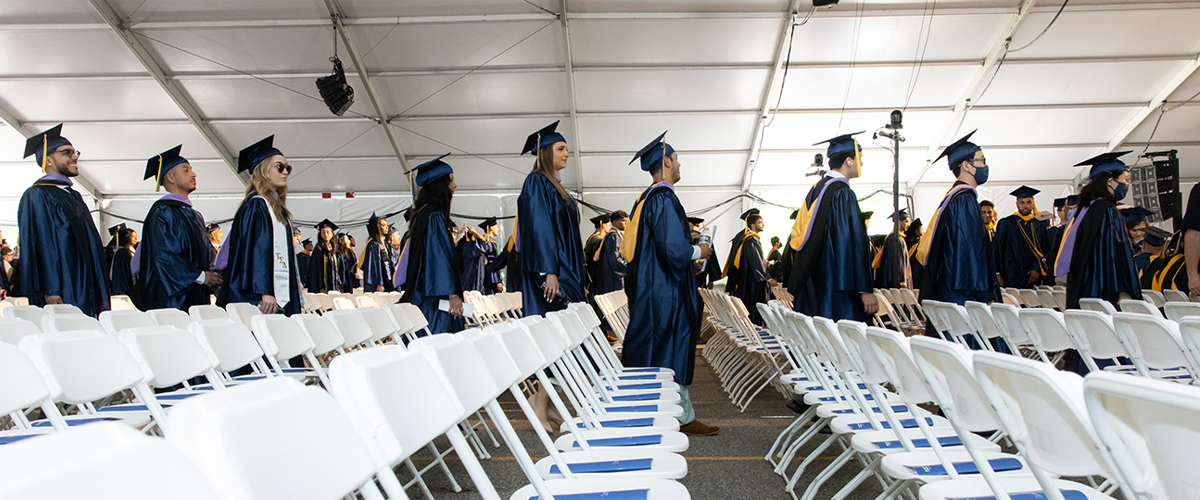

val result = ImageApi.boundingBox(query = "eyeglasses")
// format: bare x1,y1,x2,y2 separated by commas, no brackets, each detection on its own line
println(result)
55,148,80,158
968,157,987,166
274,163,293,174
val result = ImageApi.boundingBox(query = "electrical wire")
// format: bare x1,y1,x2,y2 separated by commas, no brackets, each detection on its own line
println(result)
835,0,866,134
1008,0,1070,53
902,0,936,112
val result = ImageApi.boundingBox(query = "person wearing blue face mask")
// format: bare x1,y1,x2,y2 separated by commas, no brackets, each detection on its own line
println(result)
1054,151,1142,314
914,130,1001,338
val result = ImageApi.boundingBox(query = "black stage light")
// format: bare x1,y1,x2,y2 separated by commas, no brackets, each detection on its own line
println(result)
813,0,839,7
316,56,355,116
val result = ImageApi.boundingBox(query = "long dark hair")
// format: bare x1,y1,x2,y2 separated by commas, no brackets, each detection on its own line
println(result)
1078,171,1121,207
534,144,571,201
415,175,454,228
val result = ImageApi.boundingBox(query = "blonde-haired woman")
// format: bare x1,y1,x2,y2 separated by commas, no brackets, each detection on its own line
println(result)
517,121,587,317
215,136,303,315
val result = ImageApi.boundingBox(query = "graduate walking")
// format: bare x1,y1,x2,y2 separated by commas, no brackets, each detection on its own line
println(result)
215,136,304,315
136,145,221,311
360,213,394,293
728,211,770,324
17,124,109,316
594,210,628,296
621,132,718,436
874,209,912,289
399,154,465,334
308,219,342,293
993,186,1052,288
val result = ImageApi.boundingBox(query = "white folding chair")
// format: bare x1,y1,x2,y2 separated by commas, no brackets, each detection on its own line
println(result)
1018,289,1042,308
43,304,83,316
147,308,194,330
397,302,433,338
0,342,68,443
1017,309,1075,365
166,377,402,500
1163,301,1200,322
117,325,226,394
383,303,418,342
1111,312,1197,381
333,296,357,310
323,309,376,350
988,303,1050,362
99,310,156,335
41,314,103,333
1084,371,1200,500
295,313,348,357
359,306,401,344
1164,289,1190,303
355,295,380,309
1141,289,1167,308
249,315,331,387
3,305,47,326
0,423,219,499
1036,289,1058,310
0,317,42,346
1063,310,1138,375
187,319,273,382
188,304,229,322
1080,298,1118,315
1117,299,1162,318
224,302,262,329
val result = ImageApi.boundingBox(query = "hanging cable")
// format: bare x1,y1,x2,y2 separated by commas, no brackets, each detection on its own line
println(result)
1007,0,1070,52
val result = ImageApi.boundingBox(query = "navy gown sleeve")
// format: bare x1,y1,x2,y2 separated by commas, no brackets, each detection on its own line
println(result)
109,249,135,296
18,188,66,300
18,183,109,316
517,173,586,314
141,205,208,309
217,197,276,307
829,188,874,295
519,175,562,278
361,240,386,291
417,211,462,299
598,231,627,294
993,217,1021,287
459,237,485,292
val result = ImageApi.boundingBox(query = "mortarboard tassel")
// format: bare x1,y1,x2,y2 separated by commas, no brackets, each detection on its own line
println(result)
40,134,47,173
155,155,163,192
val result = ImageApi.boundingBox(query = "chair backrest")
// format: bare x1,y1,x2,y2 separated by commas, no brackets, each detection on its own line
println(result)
921,300,947,333
323,309,375,348
1110,312,1195,372
382,303,415,337
988,302,1032,344
1084,371,1200,500
965,301,1005,342
836,320,889,385
1164,301,1200,322
488,322,546,377
0,317,43,346
0,423,219,500
1141,289,1167,307
408,333,505,407
224,302,262,329
354,295,379,309
148,308,194,330
189,304,229,322
328,345,465,465
940,302,980,340
1051,290,1068,310
862,327,937,405
1062,309,1128,359
908,336,1005,433
972,351,1114,478
460,328,524,389
43,304,84,316
188,319,267,373
0,342,60,421
18,330,148,405
166,377,386,500
332,297,356,310
1019,289,1042,308
358,307,398,343
99,310,157,335
118,326,220,389
42,314,103,333
1079,298,1118,314
397,303,429,333
295,314,345,356
1164,289,1191,303
4,305,47,326
1035,289,1057,309
109,295,138,311
1019,308,1078,352
1118,299,1163,318
250,315,316,361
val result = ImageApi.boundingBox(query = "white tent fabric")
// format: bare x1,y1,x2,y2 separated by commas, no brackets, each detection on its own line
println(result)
0,0,1197,249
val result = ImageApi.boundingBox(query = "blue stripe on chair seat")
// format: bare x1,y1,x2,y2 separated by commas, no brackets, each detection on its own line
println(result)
848,417,934,431
610,383,662,390
611,393,661,402
97,405,150,412
907,457,1022,476
607,405,658,413
946,489,1087,500
572,435,663,448
154,392,205,401
31,417,121,427
577,418,656,429
528,488,649,500
832,405,909,415
874,436,963,449
549,458,654,474
615,375,658,381
0,434,40,445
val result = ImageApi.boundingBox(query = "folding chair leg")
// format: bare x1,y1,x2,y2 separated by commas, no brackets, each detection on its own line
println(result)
475,410,501,448
767,406,817,466
783,427,838,491
425,443,463,492
800,444,858,500
444,428,503,500
831,455,882,500
400,459,435,500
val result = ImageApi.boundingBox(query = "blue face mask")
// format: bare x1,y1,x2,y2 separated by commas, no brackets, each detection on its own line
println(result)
972,165,989,185
1113,181,1128,200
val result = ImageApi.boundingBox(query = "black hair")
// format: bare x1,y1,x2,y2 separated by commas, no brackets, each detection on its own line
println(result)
979,200,994,208
415,175,454,228
647,160,663,176
117,228,135,247
747,214,763,226
611,210,629,220
770,236,780,246
829,152,853,171
1078,171,1122,208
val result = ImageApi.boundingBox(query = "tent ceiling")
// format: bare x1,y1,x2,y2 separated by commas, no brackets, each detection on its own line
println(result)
0,0,1196,200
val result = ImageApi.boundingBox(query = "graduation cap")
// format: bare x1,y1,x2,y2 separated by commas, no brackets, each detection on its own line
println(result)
789,209,799,220
1143,226,1171,247
813,131,864,160
739,208,760,220
687,217,704,225
1120,206,1155,223
478,217,498,229
1053,197,1068,209
301,238,312,246
1066,195,1079,206
413,153,453,187
589,214,607,226
935,130,982,170
144,145,189,192
206,223,220,233
108,223,126,237
1010,186,1040,199
860,211,874,221
888,209,909,221
911,218,923,227
402,207,413,222
24,124,71,172
292,227,301,236
630,131,675,172
315,219,339,231
1075,151,1132,179
237,135,283,174
522,121,567,156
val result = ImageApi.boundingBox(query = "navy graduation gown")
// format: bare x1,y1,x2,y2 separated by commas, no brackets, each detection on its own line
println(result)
731,233,769,324
876,231,909,289
361,239,393,292
1063,199,1142,309
723,230,746,295
786,176,873,322
109,248,136,297
1132,252,1151,277
216,196,302,316
18,175,109,316
307,245,342,293
584,230,604,295
624,183,700,385
595,230,627,295
917,184,1000,308
400,206,464,334
297,251,310,288
338,250,359,292
517,172,586,316
139,196,214,311
993,214,1049,288
459,235,492,294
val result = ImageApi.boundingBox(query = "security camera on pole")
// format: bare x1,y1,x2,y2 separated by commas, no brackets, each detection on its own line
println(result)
876,110,905,235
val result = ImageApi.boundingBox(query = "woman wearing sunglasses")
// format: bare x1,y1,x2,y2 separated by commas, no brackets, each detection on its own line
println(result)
215,135,304,315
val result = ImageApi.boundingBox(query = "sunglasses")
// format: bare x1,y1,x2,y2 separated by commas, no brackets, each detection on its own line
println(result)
274,163,293,174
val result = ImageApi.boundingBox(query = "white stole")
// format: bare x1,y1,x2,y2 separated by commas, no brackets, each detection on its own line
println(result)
259,196,291,308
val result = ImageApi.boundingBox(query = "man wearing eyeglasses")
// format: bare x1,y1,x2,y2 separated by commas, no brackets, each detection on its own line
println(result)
17,124,110,316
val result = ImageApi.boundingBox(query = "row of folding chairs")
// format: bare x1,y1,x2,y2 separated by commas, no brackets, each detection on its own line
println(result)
1140,287,1200,307
0,304,693,500
593,289,629,346
462,291,524,327
871,289,926,335
1001,286,1068,310
760,300,1197,500
699,289,792,411
304,290,403,312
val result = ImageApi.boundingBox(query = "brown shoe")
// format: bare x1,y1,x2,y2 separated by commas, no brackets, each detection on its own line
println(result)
679,420,720,436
